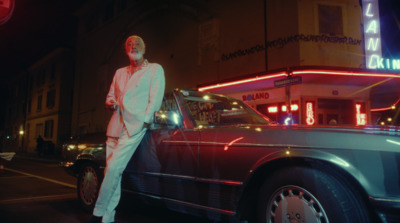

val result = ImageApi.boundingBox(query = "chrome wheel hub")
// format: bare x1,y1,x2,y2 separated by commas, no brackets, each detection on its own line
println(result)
266,185,328,223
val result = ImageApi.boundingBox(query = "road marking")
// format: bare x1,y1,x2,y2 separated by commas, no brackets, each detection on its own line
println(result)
4,168,77,189
0,193,77,204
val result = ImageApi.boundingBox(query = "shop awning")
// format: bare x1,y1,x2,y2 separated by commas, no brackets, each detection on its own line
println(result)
197,66,400,109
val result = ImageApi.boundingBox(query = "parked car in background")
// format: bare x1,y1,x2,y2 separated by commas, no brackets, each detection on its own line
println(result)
61,89,400,223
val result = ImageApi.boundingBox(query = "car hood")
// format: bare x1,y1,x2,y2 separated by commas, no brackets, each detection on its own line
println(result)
204,124,400,153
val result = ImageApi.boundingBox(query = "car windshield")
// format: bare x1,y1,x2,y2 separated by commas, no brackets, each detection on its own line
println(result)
180,90,270,127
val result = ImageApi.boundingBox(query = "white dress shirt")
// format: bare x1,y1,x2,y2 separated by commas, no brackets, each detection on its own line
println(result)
106,62,165,137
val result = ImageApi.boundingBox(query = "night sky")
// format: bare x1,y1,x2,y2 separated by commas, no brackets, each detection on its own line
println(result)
0,0,84,129
0,0,399,79
0,0,399,128
0,0,83,81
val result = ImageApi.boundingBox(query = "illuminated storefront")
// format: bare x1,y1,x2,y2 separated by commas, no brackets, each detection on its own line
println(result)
196,0,400,126
198,67,400,126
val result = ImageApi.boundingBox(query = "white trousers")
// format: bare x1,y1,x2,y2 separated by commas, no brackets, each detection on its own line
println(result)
93,126,147,223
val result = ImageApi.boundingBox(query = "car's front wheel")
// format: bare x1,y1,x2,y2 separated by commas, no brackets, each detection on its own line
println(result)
257,166,370,223
77,164,102,212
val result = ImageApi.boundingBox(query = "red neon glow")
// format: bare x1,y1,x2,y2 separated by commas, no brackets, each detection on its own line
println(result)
306,102,315,125
224,137,244,151
268,106,278,113
198,69,400,92
356,104,367,125
292,70,400,78
370,97,400,112
198,72,287,92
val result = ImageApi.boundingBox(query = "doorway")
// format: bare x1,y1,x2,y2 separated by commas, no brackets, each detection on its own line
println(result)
317,99,353,125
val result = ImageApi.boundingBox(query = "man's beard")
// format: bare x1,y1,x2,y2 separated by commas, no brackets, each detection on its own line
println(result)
130,52,143,60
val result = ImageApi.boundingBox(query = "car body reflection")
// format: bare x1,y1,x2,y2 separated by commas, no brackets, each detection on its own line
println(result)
62,89,400,223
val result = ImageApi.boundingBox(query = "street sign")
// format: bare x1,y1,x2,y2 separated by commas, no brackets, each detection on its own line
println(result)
274,76,302,88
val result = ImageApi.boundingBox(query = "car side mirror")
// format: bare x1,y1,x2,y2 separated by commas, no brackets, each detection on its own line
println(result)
153,111,182,128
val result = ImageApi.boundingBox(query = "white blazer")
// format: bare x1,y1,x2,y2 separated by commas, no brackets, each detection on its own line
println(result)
106,63,165,137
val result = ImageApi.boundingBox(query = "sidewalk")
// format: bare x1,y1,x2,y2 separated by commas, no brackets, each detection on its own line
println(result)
14,152,62,164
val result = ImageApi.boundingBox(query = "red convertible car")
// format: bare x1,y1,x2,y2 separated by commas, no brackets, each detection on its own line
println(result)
62,89,400,223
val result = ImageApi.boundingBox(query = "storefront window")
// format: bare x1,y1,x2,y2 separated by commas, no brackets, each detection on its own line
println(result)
257,101,299,125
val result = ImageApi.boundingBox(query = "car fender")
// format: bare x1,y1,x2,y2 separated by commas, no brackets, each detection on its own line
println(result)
236,148,373,221
246,148,371,194
71,153,105,175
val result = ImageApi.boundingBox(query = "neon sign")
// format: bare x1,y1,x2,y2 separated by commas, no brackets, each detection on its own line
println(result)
242,92,269,101
268,106,278,113
306,102,315,126
284,117,292,125
198,72,287,92
362,0,400,70
362,0,382,69
282,104,299,112
356,104,367,125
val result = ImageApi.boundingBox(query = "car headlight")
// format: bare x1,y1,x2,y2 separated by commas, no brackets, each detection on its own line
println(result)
77,144,87,150
67,145,76,151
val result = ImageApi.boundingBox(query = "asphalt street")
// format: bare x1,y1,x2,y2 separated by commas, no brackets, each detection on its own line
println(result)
0,156,220,223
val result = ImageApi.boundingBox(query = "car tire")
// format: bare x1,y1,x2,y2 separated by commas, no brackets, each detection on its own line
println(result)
77,164,102,212
257,166,370,223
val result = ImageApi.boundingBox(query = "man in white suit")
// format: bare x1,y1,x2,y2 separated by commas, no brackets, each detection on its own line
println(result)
89,35,165,223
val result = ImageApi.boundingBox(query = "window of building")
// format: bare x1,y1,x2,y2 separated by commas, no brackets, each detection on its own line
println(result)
46,89,56,108
44,120,54,138
318,4,343,35
37,95,42,112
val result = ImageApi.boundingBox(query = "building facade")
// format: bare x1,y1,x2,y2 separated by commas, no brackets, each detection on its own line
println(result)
23,48,74,154
71,0,365,135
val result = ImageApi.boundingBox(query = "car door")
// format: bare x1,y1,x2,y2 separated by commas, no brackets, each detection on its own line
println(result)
125,92,200,204
180,91,272,214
